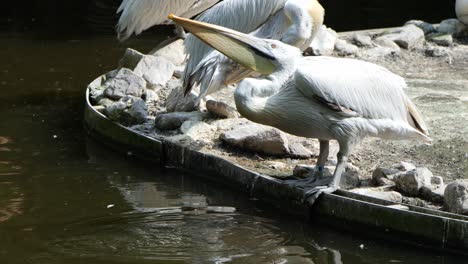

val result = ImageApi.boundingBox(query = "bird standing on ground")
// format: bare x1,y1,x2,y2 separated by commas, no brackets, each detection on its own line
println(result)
169,15,432,197
116,0,325,103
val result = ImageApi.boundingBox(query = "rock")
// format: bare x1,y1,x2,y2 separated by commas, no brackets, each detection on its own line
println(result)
206,100,240,118
180,120,214,140
334,39,359,56
438,19,466,35
350,188,403,203
103,101,127,121
173,65,185,78
374,36,401,51
394,167,433,196
383,25,425,49
266,161,287,170
151,39,186,66
143,89,159,104
341,163,361,189
155,111,210,130
405,20,436,34
425,46,450,57
393,161,416,172
426,33,453,47
308,25,337,56
420,185,445,204
166,85,199,113
121,98,148,125
372,167,399,186
97,98,115,108
362,46,399,59
288,143,313,158
444,180,468,215
119,48,144,70
103,68,146,100
88,76,106,104
352,33,373,47
431,176,444,186
134,56,175,90
293,165,316,178
220,124,290,156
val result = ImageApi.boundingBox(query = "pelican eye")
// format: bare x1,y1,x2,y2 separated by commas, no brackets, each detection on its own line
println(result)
270,43,277,49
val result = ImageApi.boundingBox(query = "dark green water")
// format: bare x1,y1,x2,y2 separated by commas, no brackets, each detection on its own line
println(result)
0,34,466,264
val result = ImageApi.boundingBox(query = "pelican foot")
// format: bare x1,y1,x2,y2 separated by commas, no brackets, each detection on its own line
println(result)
285,168,332,188
304,185,337,205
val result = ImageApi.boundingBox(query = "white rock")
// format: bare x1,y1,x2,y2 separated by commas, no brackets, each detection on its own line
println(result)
103,68,146,100
334,39,359,56
104,101,127,121
362,46,398,59
427,34,453,47
394,167,433,196
166,85,199,113
155,111,209,130
180,121,214,140
341,163,361,189
151,39,186,66
309,25,337,56
220,124,290,156
438,18,467,35
431,176,444,186
374,36,401,51
134,56,175,90
425,46,450,57
350,188,403,203
383,25,425,49
352,33,373,47
405,20,436,34
144,89,159,104
444,180,468,215
119,48,145,70
393,161,416,172
288,143,313,158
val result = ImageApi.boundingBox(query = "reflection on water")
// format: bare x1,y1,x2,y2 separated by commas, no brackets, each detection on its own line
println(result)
0,135,24,223
0,33,466,264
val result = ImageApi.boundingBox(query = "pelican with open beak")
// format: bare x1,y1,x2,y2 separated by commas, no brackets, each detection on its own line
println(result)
169,15,431,199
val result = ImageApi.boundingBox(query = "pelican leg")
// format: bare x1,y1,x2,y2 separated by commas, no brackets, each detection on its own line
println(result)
315,140,330,174
304,140,356,204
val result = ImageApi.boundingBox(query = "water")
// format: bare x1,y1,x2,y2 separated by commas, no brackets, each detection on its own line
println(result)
0,33,467,263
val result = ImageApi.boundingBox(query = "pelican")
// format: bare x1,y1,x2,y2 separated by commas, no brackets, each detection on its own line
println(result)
169,15,432,197
456,0,468,25
116,0,325,102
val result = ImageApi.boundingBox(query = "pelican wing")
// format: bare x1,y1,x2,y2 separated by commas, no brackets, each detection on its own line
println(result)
117,0,220,40
295,57,414,122
184,0,288,90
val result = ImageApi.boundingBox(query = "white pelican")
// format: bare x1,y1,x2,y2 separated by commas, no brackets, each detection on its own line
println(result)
116,0,325,102
456,0,468,25
169,15,432,196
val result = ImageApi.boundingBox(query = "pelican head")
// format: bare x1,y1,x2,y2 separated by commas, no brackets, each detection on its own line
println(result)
168,14,302,75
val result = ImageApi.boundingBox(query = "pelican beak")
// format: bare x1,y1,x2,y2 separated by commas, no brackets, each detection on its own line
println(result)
168,14,276,75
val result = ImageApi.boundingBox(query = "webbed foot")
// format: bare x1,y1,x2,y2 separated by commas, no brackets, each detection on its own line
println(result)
304,185,338,205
